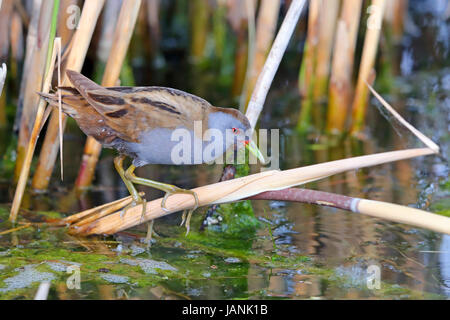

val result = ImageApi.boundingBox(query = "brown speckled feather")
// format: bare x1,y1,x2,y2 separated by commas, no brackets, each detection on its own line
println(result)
65,70,211,142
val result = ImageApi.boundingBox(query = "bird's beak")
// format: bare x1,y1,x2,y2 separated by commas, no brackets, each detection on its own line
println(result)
245,140,266,164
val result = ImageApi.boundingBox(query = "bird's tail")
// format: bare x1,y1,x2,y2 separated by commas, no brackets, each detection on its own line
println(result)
37,88,87,119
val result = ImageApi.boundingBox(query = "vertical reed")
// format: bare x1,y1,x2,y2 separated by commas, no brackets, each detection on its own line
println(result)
296,0,321,132
189,0,209,61
312,0,339,102
243,0,281,108
14,0,54,182
0,0,12,128
230,0,249,98
326,0,363,134
350,0,386,135
75,0,142,189
9,0,61,222
31,0,105,191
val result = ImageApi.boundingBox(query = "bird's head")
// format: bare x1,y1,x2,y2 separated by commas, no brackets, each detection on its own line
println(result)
208,107,265,163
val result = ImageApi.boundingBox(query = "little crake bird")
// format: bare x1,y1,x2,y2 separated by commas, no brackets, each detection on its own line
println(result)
39,70,264,236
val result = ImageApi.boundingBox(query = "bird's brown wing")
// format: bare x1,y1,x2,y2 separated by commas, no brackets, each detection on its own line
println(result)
38,91,124,144
66,70,212,141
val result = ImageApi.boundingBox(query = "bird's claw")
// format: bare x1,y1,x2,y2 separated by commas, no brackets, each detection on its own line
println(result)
159,187,198,235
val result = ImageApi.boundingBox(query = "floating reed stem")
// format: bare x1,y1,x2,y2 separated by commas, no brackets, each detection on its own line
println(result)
327,0,363,133
296,0,321,132
249,188,450,235
68,147,439,235
75,0,142,190
31,0,105,191
14,0,55,182
243,0,281,109
246,0,307,130
350,0,386,134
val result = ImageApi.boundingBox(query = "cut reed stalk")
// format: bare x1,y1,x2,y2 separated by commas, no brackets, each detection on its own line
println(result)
67,147,439,235
350,0,386,134
75,0,142,190
243,0,281,109
312,0,340,102
14,0,54,182
326,0,363,133
296,0,321,132
246,0,307,130
31,0,105,191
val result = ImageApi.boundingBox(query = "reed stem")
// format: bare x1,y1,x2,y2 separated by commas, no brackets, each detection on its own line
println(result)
68,148,438,235
31,0,105,191
14,0,55,182
326,0,363,133
243,0,281,109
350,0,386,134
296,0,321,132
75,0,142,190
246,0,307,131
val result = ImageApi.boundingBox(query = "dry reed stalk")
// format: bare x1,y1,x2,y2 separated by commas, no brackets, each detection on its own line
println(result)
243,0,281,108
0,64,6,127
384,0,407,43
10,10,24,78
12,0,30,28
350,0,386,134
227,0,255,97
0,0,13,62
13,0,53,182
14,0,41,130
60,194,142,225
146,0,160,49
95,0,123,65
68,147,439,235
31,0,105,191
246,0,307,130
57,0,79,48
250,188,450,235
189,0,209,61
326,0,363,133
9,38,61,223
74,0,142,189
231,17,248,97
237,0,255,110
0,64,6,95
312,0,340,101
296,0,321,132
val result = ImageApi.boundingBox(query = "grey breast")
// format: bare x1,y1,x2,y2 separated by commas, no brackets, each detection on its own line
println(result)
108,127,230,167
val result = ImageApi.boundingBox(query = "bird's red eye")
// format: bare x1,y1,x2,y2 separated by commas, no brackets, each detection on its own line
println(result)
232,127,239,134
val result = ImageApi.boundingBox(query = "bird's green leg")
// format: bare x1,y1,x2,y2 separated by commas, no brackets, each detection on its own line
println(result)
124,164,199,235
114,155,154,244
